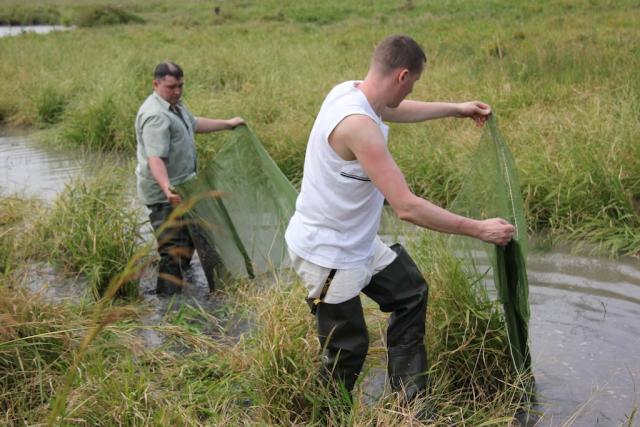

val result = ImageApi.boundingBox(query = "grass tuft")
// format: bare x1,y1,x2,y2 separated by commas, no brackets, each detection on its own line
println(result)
30,168,142,298
76,5,145,28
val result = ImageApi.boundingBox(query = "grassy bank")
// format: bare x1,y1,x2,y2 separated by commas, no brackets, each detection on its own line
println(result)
1,0,638,254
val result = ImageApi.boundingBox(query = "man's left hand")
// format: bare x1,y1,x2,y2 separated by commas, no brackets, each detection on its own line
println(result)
457,101,491,127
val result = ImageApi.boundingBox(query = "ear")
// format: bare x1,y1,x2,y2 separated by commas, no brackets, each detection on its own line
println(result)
397,68,410,83
152,79,159,89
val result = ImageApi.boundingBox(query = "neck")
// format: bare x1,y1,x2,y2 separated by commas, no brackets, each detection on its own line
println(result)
356,71,391,116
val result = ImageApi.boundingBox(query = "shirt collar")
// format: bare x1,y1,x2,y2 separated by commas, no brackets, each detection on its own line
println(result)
152,91,183,111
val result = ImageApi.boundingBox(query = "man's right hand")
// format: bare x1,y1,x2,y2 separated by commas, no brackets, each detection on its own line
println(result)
164,186,182,206
227,116,245,129
477,218,515,246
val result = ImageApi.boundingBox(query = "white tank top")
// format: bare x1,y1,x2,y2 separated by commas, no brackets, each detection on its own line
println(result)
285,81,389,269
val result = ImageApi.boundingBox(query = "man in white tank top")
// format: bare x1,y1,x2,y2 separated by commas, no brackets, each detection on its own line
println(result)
285,35,514,405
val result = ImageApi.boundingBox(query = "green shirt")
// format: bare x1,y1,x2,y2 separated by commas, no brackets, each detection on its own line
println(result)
135,92,199,205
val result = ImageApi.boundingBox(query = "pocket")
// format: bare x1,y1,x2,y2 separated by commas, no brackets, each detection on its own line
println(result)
339,163,371,182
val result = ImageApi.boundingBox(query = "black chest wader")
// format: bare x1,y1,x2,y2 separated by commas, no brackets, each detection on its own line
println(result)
148,202,224,295
312,243,428,402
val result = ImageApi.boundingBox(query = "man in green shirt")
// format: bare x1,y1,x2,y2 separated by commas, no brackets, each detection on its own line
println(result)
135,61,244,296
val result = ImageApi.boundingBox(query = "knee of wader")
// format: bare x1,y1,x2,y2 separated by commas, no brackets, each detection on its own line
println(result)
388,244,429,302
319,325,370,361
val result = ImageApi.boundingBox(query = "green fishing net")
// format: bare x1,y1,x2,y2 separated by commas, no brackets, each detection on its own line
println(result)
176,126,297,279
176,118,531,380
449,115,532,375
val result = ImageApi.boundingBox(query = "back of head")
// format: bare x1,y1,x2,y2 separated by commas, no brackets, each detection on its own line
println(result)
153,61,184,80
372,35,427,75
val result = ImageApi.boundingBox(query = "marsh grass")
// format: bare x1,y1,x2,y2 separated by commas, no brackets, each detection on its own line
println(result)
0,5,62,26
1,228,532,425
35,86,67,126
30,167,143,298
0,196,41,276
76,5,145,28
0,3,145,27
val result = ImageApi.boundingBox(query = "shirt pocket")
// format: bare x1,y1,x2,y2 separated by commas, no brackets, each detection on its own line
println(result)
338,162,371,182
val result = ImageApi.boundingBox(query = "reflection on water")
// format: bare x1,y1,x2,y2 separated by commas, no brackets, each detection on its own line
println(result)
444,239,640,426
526,247,640,426
0,135,84,201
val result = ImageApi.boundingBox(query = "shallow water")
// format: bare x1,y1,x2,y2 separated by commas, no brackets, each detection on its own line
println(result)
0,134,84,201
0,25,71,38
526,247,640,426
4,134,639,425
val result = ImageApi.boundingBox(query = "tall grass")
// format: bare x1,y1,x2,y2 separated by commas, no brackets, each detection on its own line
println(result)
0,3,145,27
76,5,145,28
0,196,40,276
29,166,142,298
1,227,534,425
1,0,638,253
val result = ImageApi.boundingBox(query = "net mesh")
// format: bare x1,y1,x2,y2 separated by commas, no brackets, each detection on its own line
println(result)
177,118,532,377
176,126,297,279
449,115,532,374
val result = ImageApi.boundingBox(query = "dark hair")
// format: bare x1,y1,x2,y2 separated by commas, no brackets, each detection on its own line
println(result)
153,61,184,80
373,35,427,75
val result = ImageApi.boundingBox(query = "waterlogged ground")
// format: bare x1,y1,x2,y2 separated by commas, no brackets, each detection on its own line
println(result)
2,134,639,426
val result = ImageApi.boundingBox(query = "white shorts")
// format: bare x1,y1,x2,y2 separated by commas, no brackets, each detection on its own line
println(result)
287,236,398,304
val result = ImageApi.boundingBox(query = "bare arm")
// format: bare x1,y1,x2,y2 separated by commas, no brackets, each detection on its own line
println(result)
195,116,245,133
148,156,181,205
382,100,491,126
333,115,514,245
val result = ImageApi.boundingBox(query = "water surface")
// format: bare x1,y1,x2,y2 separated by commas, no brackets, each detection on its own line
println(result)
0,134,83,201
0,25,71,38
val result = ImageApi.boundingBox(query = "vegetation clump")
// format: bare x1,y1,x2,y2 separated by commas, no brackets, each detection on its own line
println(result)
0,6,61,26
0,196,40,276
31,169,142,298
76,5,144,28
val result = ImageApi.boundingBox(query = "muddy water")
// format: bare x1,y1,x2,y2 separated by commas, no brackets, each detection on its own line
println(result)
526,246,640,426
469,243,640,425
3,134,639,425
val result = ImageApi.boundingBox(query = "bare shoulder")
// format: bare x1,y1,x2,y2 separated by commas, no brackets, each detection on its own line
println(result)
329,115,386,162
330,115,385,160
332,114,384,146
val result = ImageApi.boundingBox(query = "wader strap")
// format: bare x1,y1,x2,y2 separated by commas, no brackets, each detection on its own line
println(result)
306,268,337,315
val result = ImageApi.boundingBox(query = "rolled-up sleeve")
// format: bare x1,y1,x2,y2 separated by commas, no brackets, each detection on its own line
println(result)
141,114,170,158
187,110,198,132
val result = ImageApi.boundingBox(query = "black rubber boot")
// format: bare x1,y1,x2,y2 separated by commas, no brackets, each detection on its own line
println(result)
363,243,429,402
188,221,225,293
388,345,427,402
149,203,194,296
316,295,369,395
